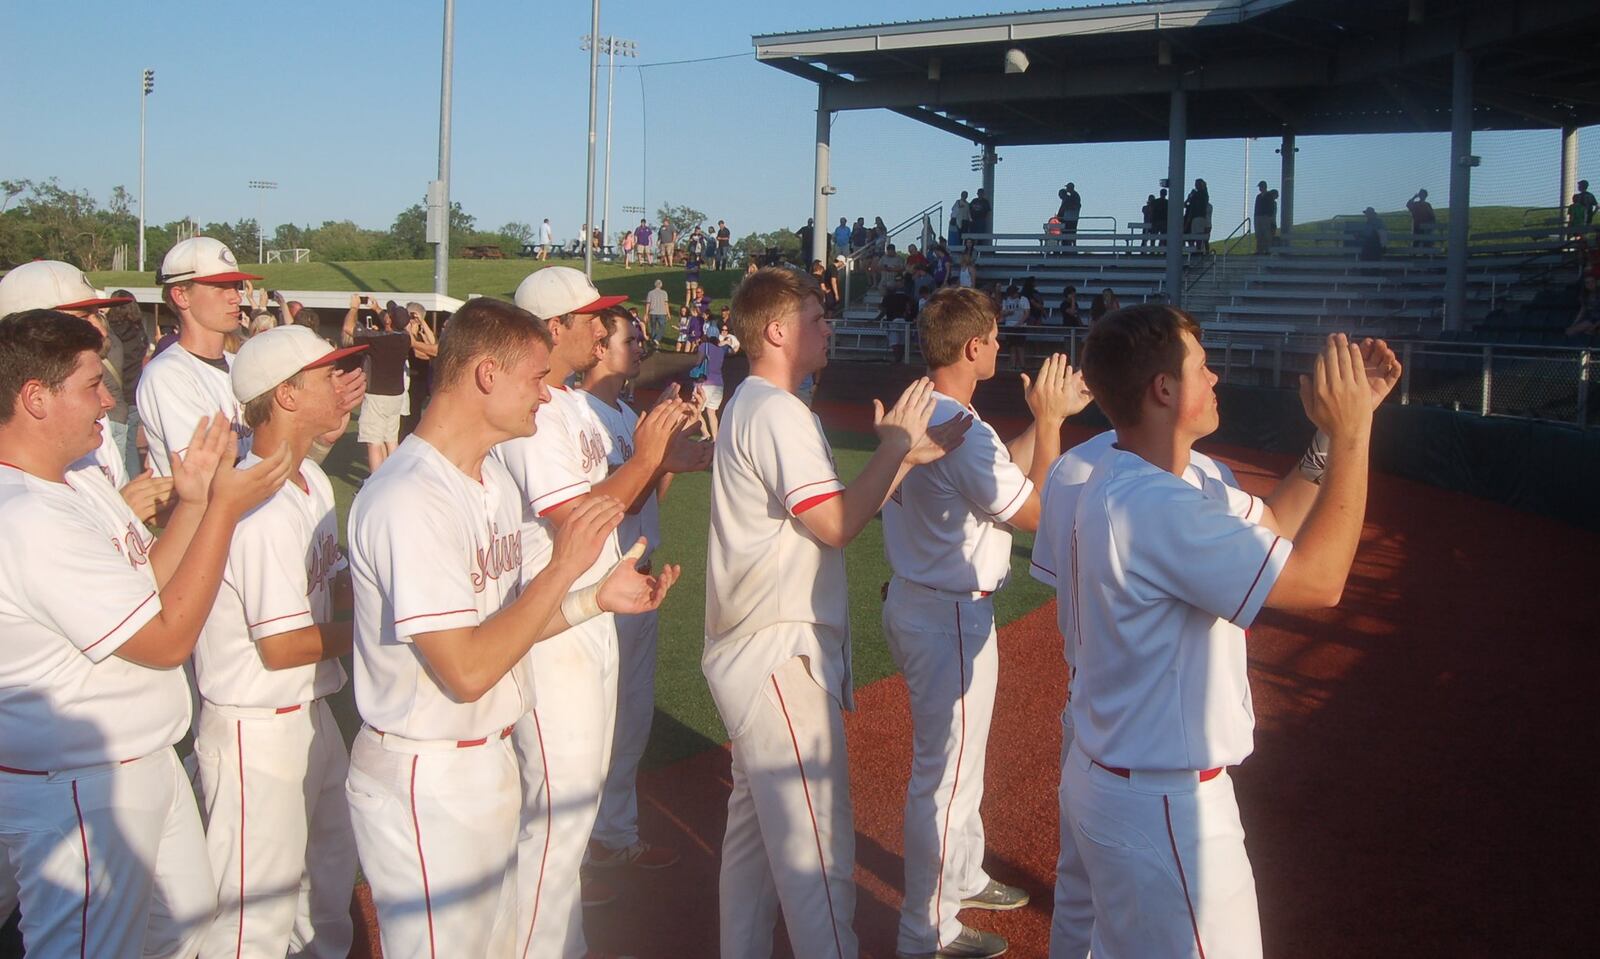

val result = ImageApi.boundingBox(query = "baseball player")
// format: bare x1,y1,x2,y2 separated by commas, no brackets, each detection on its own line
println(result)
0,260,173,521
1065,305,1398,957
880,287,1090,959
705,267,970,959
141,238,364,479
579,308,711,873
491,268,699,959
189,326,370,957
345,295,680,959
1028,429,1239,959
0,309,293,957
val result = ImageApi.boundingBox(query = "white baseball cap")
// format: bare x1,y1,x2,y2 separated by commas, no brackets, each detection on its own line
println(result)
158,236,263,286
231,325,367,404
513,266,627,320
0,261,134,318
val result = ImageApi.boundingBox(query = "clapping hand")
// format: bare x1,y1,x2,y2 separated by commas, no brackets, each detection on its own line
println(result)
874,377,972,466
597,539,681,615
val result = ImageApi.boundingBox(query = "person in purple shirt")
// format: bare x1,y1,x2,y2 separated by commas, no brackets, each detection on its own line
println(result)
634,219,655,266
695,322,732,440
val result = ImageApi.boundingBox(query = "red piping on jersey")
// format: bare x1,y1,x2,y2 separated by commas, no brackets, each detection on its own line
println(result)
785,478,840,502
1229,537,1282,624
533,481,588,517
934,604,970,942
72,780,89,959
409,757,438,958
520,711,554,959
986,481,1029,522
236,722,246,959
394,608,475,626
793,489,842,516
84,592,157,652
772,673,846,959
1028,559,1056,579
245,609,311,630
1164,795,1208,959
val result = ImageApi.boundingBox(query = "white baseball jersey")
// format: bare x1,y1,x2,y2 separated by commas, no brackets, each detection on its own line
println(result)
704,375,852,739
578,389,661,560
67,416,129,489
193,455,348,708
1030,430,1238,668
0,465,189,770
136,344,250,477
1070,446,1291,771
882,393,1031,593
348,435,527,741
491,384,621,592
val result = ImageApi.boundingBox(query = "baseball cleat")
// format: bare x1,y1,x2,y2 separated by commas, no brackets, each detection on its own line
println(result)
959,879,1030,911
587,840,682,870
896,924,1009,959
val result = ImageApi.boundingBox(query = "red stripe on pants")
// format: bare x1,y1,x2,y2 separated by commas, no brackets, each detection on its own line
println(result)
772,673,846,959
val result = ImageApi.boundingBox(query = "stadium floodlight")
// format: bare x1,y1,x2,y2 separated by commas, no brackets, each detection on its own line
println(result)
138,69,154,273
1004,48,1029,74
581,34,638,255
248,180,277,264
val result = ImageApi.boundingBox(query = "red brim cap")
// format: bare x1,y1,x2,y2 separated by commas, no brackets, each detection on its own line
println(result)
192,271,266,284
303,343,369,371
574,293,629,314
55,295,136,311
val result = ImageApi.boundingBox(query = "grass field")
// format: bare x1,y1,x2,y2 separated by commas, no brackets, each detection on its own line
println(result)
317,421,1054,769
87,260,747,311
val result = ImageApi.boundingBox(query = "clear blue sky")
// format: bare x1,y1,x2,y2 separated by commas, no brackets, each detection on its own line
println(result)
5,0,1595,244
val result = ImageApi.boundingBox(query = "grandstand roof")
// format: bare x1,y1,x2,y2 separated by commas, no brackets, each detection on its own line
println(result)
754,0,1600,145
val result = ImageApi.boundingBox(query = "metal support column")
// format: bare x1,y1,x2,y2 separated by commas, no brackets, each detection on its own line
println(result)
434,0,455,295
1280,131,1296,238
1445,50,1473,330
813,87,830,266
1165,88,1188,307
1561,126,1578,224
981,144,997,232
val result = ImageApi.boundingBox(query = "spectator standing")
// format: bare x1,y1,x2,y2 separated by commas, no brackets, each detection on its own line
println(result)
814,258,842,316
1000,284,1029,370
797,218,815,262
1407,189,1437,248
953,190,973,243
969,188,993,235
1571,180,1597,227
343,297,413,475
1141,194,1157,250
107,293,151,472
635,219,655,266
676,306,694,352
1358,207,1388,261
684,252,703,309
958,247,977,288
1057,183,1082,248
833,217,852,257
851,216,868,253
539,218,554,260
1184,179,1211,253
717,219,733,270
695,322,732,440
621,228,638,269
1255,181,1279,254
645,279,671,346
400,301,438,441
879,243,907,292
660,219,678,266
1149,187,1170,250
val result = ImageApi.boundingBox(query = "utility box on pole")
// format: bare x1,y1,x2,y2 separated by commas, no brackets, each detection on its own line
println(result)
425,179,446,245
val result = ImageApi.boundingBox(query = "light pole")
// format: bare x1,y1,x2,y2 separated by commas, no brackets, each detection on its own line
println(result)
580,35,636,255
248,180,277,264
434,0,455,296
138,69,153,273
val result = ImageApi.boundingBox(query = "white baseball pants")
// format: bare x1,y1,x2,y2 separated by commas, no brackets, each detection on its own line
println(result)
345,725,520,959
591,608,659,849
0,747,215,959
1062,740,1262,959
883,580,999,955
719,655,858,959
193,698,358,959
513,614,618,959
1050,705,1094,959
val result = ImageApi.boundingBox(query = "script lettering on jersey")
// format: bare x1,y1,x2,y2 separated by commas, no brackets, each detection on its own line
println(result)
472,521,523,593
578,428,607,475
306,531,341,598
112,522,152,569
614,432,634,461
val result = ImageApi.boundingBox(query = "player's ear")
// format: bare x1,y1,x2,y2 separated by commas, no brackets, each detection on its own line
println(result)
763,317,786,350
1149,371,1176,410
474,356,498,395
17,380,51,421
274,380,300,414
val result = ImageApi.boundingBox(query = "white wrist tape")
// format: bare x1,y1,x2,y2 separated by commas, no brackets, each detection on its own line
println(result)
1298,430,1331,485
560,585,603,626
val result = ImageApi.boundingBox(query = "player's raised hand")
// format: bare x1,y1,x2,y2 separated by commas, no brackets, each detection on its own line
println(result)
597,539,682,615
1299,333,1373,442
652,382,683,407
119,470,175,525
332,367,368,415
1357,337,1402,410
874,377,939,456
168,412,236,506
662,423,713,473
635,398,694,466
210,441,294,517
1020,353,1085,424
908,410,972,465
550,495,624,576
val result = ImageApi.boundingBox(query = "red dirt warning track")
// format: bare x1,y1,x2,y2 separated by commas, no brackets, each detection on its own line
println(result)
346,424,1597,958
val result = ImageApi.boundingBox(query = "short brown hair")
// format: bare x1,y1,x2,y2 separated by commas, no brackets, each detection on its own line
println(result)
241,371,304,431
595,305,630,339
729,267,820,359
0,310,103,425
1082,303,1203,427
918,287,997,368
433,297,551,389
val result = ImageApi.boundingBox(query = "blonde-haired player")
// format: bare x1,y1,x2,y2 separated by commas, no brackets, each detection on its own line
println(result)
881,287,1091,959
706,267,971,958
